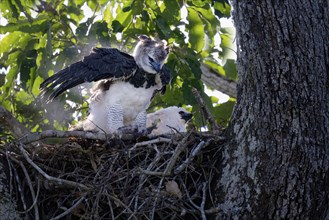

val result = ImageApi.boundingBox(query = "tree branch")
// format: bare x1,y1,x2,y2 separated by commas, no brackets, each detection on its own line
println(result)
201,64,237,98
192,88,221,133
18,130,141,144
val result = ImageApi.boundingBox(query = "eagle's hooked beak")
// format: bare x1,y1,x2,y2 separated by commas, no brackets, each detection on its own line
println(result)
149,57,161,72
180,111,193,122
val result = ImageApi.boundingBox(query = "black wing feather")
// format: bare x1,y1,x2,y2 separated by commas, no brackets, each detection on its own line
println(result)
159,66,172,95
40,48,137,101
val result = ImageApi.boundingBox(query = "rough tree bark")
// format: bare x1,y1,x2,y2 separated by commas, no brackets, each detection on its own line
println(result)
214,0,329,219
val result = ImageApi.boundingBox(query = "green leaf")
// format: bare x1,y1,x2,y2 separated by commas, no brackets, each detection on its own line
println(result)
204,60,226,76
104,3,114,25
192,6,219,34
0,74,6,87
211,95,219,103
0,58,21,100
145,0,158,10
6,0,19,20
214,1,231,18
186,58,202,80
224,59,237,80
190,0,211,7
162,0,180,24
15,90,34,105
31,75,43,96
112,4,133,33
20,53,37,89
187,7,204,52
213,99,235,125
155,16,172,39
0,32,21,54
220,27,236,61
67,6,84,24
112,20,125,33
13,0,33,21
88,21,110,46
192,6,220,53
87,0,97,11
0,15,49,34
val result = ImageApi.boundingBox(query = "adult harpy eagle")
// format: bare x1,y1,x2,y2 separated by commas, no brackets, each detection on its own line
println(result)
40,35,171,134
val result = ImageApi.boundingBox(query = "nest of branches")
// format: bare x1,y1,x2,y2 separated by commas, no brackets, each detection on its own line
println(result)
2,129,225,220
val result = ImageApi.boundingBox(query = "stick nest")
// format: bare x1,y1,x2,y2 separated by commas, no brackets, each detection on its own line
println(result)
2,130,225,219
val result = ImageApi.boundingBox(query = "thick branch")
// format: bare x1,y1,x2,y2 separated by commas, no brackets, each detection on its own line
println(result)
18,130,138,144
201,64,237,98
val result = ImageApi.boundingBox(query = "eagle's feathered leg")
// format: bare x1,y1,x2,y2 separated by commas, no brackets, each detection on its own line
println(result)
134,110,147,134
106,104,124,133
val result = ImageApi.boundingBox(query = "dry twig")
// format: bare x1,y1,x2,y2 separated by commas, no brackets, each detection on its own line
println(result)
50,195,86,220
175,139,213,175
18,142,90,190
19,161,40,219
192,88,221,133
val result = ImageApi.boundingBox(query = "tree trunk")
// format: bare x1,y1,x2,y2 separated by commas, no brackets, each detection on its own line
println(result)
214,0,329,219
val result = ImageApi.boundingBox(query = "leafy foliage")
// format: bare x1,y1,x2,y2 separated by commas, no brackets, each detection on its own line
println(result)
0,0,236,135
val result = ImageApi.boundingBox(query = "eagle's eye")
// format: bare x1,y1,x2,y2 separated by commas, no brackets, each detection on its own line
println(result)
179,111,184,115
148,56,154,62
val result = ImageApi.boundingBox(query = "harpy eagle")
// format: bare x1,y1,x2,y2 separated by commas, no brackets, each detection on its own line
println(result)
146,106,192,136
79,106,192,136
40,35,171,134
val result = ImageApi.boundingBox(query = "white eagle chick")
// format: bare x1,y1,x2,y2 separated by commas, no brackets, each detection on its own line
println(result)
146,106,192,136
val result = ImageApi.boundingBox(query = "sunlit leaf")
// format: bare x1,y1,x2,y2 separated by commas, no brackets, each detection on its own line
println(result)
0,32,21,54
211,96,219,103
0,59,21,100
31,75,43,96
87,0,97,11
190,0,211,7
145,0,158,10
112,4,133,32
104,4,114,25
15,90,34,105
187,7,204,52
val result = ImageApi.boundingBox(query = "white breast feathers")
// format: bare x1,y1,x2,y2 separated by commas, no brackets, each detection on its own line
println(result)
83,81,158,133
